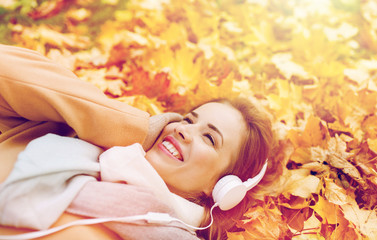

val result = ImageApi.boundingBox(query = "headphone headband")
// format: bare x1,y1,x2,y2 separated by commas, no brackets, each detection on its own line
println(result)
244,161,268,190
212,160,268,211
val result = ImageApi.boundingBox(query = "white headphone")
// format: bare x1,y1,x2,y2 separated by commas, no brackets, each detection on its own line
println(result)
212,160,268,211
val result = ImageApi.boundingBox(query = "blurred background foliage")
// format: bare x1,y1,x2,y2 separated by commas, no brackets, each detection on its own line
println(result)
1,0,377,239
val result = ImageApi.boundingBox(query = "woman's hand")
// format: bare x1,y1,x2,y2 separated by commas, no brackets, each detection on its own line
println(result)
143,112,183,151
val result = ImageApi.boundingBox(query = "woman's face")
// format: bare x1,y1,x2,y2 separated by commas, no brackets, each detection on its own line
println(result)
145,102,247,196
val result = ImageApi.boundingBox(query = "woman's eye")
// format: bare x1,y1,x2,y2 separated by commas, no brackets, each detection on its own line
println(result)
204,134,215,146
183,117,193,124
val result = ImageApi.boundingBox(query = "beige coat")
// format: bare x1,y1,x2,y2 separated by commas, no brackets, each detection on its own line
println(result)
0,44,150,239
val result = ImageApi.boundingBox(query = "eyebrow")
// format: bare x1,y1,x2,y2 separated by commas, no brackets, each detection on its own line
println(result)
190,111,224,146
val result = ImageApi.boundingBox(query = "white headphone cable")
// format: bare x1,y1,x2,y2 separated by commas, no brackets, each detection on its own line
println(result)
0,214,151,240
167,203,218,231
0,203,218,240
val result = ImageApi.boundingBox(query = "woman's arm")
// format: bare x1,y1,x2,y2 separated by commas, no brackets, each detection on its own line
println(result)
0,44,149,148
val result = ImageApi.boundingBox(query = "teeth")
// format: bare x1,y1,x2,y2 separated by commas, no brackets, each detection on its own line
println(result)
162,141,182,160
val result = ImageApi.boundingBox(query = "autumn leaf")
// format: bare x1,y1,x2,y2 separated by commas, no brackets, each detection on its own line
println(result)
287,115,330,149
329,209,363,240
282,169,321,198
281,207,312,232
311,195,338,225
124,66,170,99
229,201,291,240
341,203,377,239
324,178,353,206
28,0,65,20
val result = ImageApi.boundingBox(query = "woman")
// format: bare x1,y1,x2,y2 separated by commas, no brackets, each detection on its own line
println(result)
0,45,273,239
180,98,273,239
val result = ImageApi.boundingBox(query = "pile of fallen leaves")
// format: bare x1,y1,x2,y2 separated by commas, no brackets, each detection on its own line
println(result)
1,0,377,239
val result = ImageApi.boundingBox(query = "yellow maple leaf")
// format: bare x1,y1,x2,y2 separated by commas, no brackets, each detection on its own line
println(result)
311,195,338,225
149,46,203,91
287,115,330,149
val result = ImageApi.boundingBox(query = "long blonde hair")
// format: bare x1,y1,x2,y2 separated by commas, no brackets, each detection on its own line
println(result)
194,97,274,240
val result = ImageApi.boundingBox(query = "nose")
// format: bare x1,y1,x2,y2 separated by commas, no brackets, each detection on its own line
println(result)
174,124,193,143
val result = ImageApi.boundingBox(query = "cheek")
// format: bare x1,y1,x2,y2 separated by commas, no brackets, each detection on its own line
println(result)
193,149,213,165
190,145,220,175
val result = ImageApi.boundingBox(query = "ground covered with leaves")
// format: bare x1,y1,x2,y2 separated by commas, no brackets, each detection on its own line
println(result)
1,0,377,239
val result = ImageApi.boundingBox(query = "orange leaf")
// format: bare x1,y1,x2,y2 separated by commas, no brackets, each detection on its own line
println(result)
288,115,330,148
28,0,65,20
280,207,312,231
125,66,170,99
234,202,292,239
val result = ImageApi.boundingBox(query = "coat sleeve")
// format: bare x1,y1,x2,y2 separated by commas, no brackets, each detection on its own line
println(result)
0,44,149,148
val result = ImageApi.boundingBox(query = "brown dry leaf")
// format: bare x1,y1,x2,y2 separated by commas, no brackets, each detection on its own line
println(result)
327,154,365,187
341,202,377,239
300,162,330,177
324,178,354,206
308,136,365,187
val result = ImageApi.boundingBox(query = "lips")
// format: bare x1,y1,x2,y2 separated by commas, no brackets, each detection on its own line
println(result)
160,136,183,161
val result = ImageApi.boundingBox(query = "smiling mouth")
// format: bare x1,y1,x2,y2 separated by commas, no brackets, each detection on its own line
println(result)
162,140,183,161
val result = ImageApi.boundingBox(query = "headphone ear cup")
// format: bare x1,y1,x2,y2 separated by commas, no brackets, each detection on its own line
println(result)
212,175,247,211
